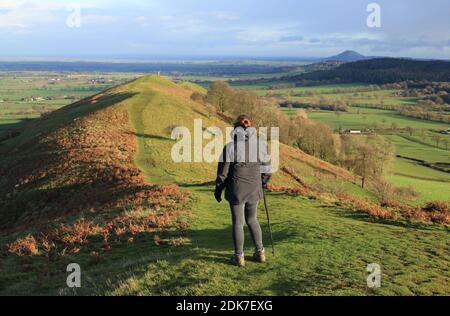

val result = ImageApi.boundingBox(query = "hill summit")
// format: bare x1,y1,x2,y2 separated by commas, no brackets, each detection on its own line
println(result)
323,50,369,62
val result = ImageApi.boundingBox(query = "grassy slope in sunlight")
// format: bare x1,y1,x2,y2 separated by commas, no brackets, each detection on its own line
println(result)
1,75,448,296
116,76,449,295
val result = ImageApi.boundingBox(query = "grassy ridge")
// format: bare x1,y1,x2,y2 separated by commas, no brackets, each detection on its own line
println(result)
123,76,449,295
0,75,448,296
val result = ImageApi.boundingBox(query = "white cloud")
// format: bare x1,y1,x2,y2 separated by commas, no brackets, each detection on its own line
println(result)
0,0,23,10
0,1,65,28
0,1,106,28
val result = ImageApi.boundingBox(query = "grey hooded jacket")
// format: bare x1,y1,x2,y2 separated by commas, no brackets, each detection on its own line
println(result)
216,127,272,205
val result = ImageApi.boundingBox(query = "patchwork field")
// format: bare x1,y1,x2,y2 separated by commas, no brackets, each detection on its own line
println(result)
306,108,448,131
0,72,138,132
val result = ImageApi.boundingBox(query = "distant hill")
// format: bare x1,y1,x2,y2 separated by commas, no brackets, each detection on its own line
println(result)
288,57,450,84
322,50,369,62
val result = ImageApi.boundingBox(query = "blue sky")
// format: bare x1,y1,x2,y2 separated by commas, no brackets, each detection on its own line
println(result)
0,0,449,59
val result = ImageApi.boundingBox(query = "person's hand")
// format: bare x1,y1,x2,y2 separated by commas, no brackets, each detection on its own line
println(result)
214,186,223,203
262,174,272,190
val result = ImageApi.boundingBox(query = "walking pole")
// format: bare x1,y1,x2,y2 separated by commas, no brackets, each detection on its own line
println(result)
262,187,275,256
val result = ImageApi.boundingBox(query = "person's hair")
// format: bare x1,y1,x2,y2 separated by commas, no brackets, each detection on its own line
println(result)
234,115,252,129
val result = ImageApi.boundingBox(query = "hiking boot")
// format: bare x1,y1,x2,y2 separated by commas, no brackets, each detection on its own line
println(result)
230,254,245,267
253,249,266,263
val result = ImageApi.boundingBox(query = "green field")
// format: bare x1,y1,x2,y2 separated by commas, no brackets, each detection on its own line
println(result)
291,90,417,106
389,158,450,201
385,135,449,163
274,83,450,203
293,105,450,202
5,185,448,296
306,108,449,131
0,72,138,132
301,112,450,202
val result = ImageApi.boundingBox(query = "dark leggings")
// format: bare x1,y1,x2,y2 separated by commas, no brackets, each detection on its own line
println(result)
230,202,264,256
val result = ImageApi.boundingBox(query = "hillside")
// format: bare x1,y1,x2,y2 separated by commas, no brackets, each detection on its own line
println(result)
288,58,450,84
0,75,448,295
0,75,362,228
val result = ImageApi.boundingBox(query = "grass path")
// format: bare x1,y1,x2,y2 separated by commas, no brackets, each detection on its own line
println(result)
110,186,450,296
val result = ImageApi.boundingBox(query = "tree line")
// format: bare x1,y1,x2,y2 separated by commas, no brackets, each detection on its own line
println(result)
289,58,450,85
196,81,397,191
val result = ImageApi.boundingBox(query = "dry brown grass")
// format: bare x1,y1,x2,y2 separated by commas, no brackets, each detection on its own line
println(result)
280,144,359,183
7,235,39,257
6,186,190,257
2,93,191,257
421,201,450,224
270,168,449,225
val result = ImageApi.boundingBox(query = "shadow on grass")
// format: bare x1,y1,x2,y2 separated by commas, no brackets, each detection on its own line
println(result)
0,118,33,131
0,218,298,295
1,183,299,294
129,132,173,141
321,205,443,231
178,181,215,188
0,174,182,231
192,108,209,119
0,119,33,145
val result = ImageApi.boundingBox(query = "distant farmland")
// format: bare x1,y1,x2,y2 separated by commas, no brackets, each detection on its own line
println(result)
256,82,450,202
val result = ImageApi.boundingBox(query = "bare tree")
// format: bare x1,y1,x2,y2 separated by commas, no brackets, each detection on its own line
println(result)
340,135,395,188
431,134,442,147
205,81,234,113
405,126,415,136
443,138,449,150
230,90,260,119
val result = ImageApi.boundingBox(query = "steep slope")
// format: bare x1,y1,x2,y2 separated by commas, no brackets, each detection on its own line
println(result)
0,75,448,296
0,83,186,232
